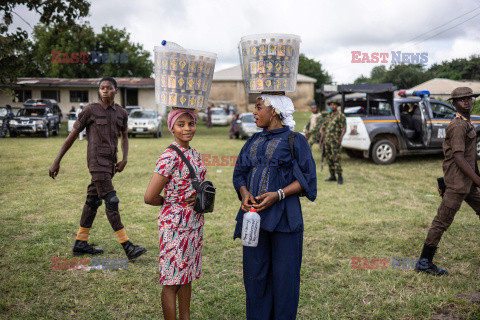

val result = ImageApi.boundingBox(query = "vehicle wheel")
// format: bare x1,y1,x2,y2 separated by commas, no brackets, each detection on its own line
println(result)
154,130,160,138
53,124,59,136
345,149,364,159
477,139,480,159
44,129,50,138
131,134,136,138
9,131,17,137
371,139,396,165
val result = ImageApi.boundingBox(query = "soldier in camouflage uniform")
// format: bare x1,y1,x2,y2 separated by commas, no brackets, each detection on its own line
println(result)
320,101,346,184
305,102,323,147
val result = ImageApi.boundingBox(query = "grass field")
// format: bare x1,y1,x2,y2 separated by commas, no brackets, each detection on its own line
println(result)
1,112,480,319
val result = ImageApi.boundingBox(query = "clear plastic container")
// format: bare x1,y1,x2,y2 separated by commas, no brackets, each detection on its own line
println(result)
238,33,301,93
241,207,261,247
154,41,217,109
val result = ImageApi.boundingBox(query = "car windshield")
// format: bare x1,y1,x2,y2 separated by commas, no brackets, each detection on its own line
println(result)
130,110,156,119
18,108,45,117
241,114,255,123
212,109,226,116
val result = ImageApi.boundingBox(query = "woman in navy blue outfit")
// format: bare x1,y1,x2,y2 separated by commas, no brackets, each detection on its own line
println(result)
233,94,317,320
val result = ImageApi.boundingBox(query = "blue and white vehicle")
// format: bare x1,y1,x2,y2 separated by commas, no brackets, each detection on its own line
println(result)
335,84,480,164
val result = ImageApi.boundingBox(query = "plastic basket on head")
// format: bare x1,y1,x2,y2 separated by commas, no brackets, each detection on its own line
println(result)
238,33,301,93
154,41,217,109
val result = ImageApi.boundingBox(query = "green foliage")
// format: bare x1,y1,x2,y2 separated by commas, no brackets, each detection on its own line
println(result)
31,23,96,78
354,55,480,88
1,1,153,81
31,23,154,78
429,55,480,81
298,54,332,104
0,0,91,84
93,26,154,78
354,64,429,88
471,99,480,115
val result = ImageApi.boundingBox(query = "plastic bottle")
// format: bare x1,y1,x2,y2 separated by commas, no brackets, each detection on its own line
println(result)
242,207,261,247
161,40,185,51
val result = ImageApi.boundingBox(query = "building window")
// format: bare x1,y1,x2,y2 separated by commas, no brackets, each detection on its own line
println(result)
70,90,89,103
12,89,32,102
41,90,61,102
126,89,138,106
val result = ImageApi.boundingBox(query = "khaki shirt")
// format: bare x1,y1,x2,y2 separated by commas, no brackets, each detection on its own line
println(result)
442,116,477,193
307,113,322,131
73,101,128,173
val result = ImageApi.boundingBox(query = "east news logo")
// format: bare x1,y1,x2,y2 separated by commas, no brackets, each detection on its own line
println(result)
351,51,428,64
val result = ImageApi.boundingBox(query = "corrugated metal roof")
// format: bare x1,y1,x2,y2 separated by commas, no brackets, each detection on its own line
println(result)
4,70,317,88
3,77,155,88
213,65,317,82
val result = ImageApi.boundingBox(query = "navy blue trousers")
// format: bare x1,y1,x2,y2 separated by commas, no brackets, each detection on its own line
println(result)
243,229,303,320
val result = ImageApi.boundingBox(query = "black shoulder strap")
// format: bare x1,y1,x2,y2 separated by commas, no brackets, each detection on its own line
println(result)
168,144,197,182
288,132,295,161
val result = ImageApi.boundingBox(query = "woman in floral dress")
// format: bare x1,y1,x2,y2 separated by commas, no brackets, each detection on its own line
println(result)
144,108,206,320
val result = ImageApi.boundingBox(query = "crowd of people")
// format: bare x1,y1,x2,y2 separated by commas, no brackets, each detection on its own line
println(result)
46,77,480,319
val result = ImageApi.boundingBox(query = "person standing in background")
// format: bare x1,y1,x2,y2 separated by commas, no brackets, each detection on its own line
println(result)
305,101,323,148
320,101,346,184
0,105,14,138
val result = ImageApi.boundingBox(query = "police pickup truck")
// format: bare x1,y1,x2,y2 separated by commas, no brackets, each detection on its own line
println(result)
9,105,61,138
334,83,480,164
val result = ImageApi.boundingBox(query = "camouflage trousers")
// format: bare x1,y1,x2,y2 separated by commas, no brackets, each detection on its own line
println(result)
325,141,342,173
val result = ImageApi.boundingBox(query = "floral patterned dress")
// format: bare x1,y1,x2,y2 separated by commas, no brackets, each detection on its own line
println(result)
154,141,206,285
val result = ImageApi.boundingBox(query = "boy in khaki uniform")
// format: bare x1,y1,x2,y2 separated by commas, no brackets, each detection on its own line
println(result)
49,77,147,260
416,87,480,275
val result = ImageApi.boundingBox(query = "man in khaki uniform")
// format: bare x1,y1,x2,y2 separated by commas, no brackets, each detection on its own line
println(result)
415,87,480,275
49,77,147,260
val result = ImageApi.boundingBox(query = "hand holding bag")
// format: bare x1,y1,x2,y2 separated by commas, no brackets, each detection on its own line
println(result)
169,144,216,213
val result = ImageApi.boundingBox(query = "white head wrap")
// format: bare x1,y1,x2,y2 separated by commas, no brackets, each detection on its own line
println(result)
260,94,296,131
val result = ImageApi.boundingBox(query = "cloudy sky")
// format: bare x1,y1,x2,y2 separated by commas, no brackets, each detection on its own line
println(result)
10,0,480,84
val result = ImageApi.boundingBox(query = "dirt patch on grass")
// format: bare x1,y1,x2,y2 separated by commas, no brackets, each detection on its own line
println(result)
432,291,480,320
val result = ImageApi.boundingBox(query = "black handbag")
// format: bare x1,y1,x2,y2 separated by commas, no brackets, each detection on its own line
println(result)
169,144,216,213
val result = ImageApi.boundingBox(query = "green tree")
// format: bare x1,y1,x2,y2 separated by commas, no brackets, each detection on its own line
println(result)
354,64,429,88
382,64,429,89
298,53,331,104
354,55,480,87
26,23,154,78
32,23,97,78
370,65,387,83
429,55,480,80
0,0,90,84
94,26,153,78
353,75,370,84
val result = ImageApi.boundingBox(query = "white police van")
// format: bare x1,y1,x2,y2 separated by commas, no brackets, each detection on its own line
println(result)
334,84,480,164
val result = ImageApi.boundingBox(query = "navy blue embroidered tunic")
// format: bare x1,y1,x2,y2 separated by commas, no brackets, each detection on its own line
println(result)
233,126,317,238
